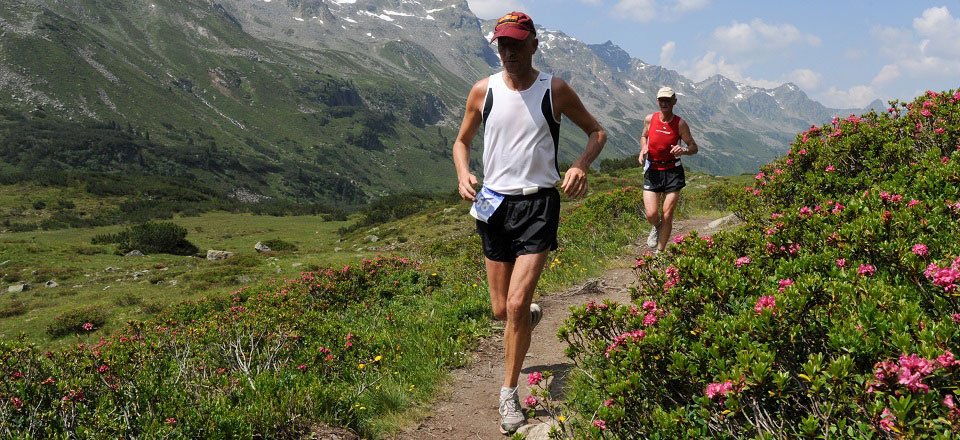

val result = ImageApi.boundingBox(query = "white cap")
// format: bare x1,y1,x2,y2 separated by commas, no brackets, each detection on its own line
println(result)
656,86,676,99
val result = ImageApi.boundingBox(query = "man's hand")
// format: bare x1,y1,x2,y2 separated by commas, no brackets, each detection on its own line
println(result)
458,174,479,201
669,144,687,157
638,149,648,165
561,167,588,198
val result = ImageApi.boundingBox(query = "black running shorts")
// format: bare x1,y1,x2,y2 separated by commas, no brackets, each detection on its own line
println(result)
476,188,560,263
643,165,686,193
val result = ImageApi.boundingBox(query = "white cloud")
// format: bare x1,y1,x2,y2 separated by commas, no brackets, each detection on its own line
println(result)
467,0,527,19
872,64,900,85
671,0,711,14
785,69,821,90
913,6,960,58
711,19,820,54
659,41,676,67
612,0,657,22
611,0,708,22
821,85,877,108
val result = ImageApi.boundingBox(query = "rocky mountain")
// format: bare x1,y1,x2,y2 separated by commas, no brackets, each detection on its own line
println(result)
0,0,879,208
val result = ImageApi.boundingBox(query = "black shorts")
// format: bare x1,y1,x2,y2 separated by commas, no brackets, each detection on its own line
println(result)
644,165,686,193
476,188,560,263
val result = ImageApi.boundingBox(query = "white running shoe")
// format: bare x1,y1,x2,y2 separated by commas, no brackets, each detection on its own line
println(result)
646,223,660,249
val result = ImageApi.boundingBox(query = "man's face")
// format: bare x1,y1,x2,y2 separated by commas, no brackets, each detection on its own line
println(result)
497,36,537,73
658,97,675,111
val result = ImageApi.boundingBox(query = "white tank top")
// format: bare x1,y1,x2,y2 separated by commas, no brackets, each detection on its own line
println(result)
481,71,561,195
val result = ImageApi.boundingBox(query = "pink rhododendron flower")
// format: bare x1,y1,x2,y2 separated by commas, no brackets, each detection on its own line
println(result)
11,397,23,410
857,264,876,277
771,212,783,219
754,295,776,314
604,330,646,358
907,199,920,207
786,158,794,165
523,395,538,407
593,419,607,430
603,398,614,407
673,234,684,244
705,381,735,400
527,371,543,386
943,156,950,164
735,256,752,268
798,206,813,217
642,300,658,312
778,279,794,292
825,165,835,172
897,354,937,392
878,408,896,431
936,127,945,134
799,149,807,155
937,350,957,368
297,364,307,372
921,109,933,117
82,322,94,331
643,313,658,326
165,418,177,425
663,266,680,291
891,194,903,203
97,365,109,374
755,172,765,180
912,243,929,257
953,313,960,324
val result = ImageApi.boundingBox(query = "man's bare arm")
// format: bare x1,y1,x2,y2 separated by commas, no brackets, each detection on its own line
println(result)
552,78,606,198
452,78,489,201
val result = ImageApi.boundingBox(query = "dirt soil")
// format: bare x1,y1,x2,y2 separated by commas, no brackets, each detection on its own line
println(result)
391,217,718,440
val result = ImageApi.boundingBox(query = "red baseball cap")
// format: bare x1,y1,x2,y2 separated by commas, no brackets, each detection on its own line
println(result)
490,11,536,42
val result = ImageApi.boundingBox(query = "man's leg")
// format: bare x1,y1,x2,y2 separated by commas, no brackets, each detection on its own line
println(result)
485,258,514,321
642,190,662,226
657,191,682,251
501,252,549,387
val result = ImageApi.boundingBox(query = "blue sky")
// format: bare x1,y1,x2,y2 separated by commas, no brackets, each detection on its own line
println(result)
467,0,960,108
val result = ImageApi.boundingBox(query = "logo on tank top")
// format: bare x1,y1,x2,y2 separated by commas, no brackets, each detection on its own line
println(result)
655,129,672,134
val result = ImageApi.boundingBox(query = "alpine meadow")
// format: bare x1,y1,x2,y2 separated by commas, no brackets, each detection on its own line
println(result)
0,0,958,439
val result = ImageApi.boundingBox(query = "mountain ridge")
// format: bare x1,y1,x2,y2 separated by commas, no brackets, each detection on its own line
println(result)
0,0,881,208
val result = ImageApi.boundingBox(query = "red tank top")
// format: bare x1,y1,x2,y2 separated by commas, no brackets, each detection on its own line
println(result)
647,112,683,170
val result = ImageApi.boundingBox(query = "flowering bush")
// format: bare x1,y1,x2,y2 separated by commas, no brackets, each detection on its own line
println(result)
560,89,960,438
0,256,487,438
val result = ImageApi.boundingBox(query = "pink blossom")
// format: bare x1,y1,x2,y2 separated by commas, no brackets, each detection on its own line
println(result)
755,172,766,180
642,300,658,312
825,165,836,172
798,149,807,156
523,395,539,407
754,295,776,314
946,394,956,409
891,194,903,203
97,365,109,374
798,206,813,217
921,109,933,117
907,199,920,208
786,158,794,165
297,364,307,372
778,279,794,292
943,156,950,164
593,419,607,430
673,234,684,244
880,191,891,202
10,397,23,410
643,313,659,326
837,258,848,268
937,350,957,368
897,353,936,392
831,203,845,215
604,330,646,358
165,417,177,425
857,264,876,277
603,398,615,407
735,256,752,268
527,371,543,386
878,408,896,431
953,313,960,324
911,243,928,257
663,266,680,291
705,381,735,400
771,212,783,219
82,322,94,331
936,127,945,134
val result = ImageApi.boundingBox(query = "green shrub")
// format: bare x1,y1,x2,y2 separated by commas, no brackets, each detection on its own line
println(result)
92,222,198,255
560,89,960,438
46,305,107,337
0,300,27,318
261,238,298,252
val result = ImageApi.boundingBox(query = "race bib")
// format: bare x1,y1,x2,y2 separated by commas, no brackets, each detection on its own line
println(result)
469,186,505,223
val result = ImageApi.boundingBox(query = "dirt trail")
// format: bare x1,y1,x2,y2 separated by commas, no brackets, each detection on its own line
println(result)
393,217,719,440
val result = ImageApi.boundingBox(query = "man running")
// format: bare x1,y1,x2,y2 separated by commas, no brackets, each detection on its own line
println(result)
452,11,606,435
639,86,698,253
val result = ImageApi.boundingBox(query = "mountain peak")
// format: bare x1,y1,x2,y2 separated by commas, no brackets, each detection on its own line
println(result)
587,40,631,72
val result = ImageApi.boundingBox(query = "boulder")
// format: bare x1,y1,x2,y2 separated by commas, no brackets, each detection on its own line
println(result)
125,250,145,257
7,283,30,293
365,235,380,243
44,280,58,288
206,250,234,261
708,213,741,230
254,241,272,253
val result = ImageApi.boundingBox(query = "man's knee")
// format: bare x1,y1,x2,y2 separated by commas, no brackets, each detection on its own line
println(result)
492,304,507,321
505,296,531,320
